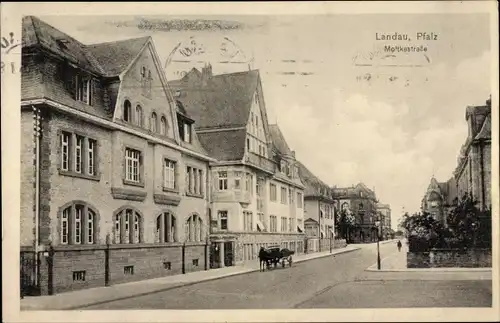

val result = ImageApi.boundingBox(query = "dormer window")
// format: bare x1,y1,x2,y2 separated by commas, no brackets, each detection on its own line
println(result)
123,100,132,122
75,74,92,105
178,117,193,143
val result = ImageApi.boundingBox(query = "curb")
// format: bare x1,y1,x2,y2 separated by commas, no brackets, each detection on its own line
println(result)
56,247,361,310
366,266,493,273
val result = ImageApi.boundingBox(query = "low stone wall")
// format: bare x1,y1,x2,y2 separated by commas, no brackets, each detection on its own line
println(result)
334,239,347,249
35,243,208,295
407,249,492,268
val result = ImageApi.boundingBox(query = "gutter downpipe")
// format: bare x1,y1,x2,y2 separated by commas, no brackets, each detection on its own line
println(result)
479,141,486,210
32,105,41,287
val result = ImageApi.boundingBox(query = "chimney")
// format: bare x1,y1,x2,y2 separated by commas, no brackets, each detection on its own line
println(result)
201,62,213,85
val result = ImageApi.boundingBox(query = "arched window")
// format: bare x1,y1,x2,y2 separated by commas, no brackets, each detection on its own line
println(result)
60,202,98,245
114,207,142,244
156,212,177,243
135,105,143,127
123,100,132,122
160,116,167,135
151,112,158,133
186,214,203,242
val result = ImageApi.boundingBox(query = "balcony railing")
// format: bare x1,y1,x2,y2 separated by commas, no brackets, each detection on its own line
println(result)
245,152,276,173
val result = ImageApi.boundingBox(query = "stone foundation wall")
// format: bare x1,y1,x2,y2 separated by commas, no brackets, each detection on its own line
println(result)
407,249,492,268
35,243,208,295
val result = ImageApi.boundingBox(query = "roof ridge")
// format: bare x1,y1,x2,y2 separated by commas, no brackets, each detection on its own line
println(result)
29,16,86,49
84,35,151,47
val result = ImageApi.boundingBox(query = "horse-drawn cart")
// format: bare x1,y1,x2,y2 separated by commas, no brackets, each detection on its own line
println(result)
258,246,295,271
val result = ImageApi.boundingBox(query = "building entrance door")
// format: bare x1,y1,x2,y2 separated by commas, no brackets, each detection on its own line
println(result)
224,242,234,267
210,242,220,269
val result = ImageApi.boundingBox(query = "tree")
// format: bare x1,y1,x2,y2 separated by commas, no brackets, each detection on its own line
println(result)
335,208,355,242
446,193,491,248
399,211,446,251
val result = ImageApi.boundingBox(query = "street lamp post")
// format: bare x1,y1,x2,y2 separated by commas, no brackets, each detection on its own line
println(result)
375,217,381,270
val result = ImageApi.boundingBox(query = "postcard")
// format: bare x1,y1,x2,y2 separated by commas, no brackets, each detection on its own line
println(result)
2,1,499,322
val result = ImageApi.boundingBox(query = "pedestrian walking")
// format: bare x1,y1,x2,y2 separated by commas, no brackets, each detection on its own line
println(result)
397,240,402,252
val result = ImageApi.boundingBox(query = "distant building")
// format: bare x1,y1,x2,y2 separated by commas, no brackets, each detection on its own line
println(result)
421,177,457,226
168,67,306,267
332,183,379,243
297,161,335,242
453,98,492,211
376,203,392,240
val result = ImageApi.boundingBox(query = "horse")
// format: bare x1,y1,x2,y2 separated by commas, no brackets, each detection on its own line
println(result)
258,247,271,271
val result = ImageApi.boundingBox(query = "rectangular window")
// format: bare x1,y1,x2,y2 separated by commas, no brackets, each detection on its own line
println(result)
123,210,131,244
234,171,242,190
281,187,287,204
218,171,228,191
289,218,293,232
192,259,199,267
61,208,69,244
281,217,287,232
243,211,253,231
163,261,171,270
87,212,94,244
75,75,91,105
134,214,139,243
270,183,277,201
87,139,96,175
74,206,82,244
124,266,134,275
72,271,86,282
61,132,71,171
164,159,176,190
115,215,120,243
125,148,141,183
270,216,277,232
74,135,83,173
198,169,203,195
297,192,303,208
184,123,192,143
219,211,228,230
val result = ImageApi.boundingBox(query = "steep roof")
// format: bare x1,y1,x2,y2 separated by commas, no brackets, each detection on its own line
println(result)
268,124,292,156
23,16,150,78
297,161,332,199
168,69,260,130
86,37,151,77
22,16,103,74
197,129,247,161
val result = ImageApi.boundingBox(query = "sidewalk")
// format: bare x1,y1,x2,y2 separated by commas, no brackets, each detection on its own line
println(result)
21,245,360,311
366,244,492,273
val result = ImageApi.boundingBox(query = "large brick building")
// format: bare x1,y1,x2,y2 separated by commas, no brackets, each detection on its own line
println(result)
453,98,492,211
168,67,306,266
332,183,380,243
21,16,214,295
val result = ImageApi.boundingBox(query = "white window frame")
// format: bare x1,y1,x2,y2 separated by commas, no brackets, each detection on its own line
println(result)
76,75,91,104
88,139,95,176
218,171,228,191
61,132,70,171
184,123,192,143
163,159,176,190
61,208,69,244
125,148,141,183
74,206,82,244
75,135,83,174
219,211,228,230
88,210,94,244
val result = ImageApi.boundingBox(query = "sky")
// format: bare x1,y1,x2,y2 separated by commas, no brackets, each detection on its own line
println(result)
40,13,492,229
